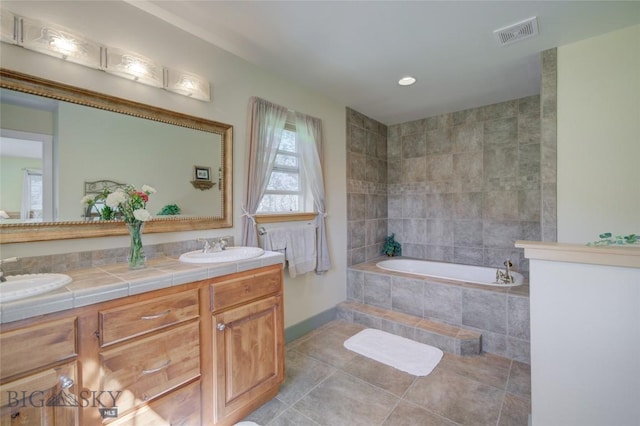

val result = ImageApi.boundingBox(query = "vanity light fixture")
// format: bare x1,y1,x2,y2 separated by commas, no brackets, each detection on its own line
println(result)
398,76,417,86
164,68,211,102
0,8,212,102
20,17,102,69
105,48,164,88
0,9,17,44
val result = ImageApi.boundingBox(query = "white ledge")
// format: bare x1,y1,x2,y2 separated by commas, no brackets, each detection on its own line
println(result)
515,240,640,269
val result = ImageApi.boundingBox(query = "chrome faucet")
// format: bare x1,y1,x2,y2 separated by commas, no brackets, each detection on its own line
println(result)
198,236,231,253
0,257,18,282
197,238,212,253
495,259,514,284
219,238,228,251
211,241,223,252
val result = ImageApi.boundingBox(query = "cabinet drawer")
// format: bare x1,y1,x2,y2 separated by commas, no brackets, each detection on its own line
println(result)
0,316,77,380
106,381,200,426
211,268,281,312
99,321,200,414
99,290,199,346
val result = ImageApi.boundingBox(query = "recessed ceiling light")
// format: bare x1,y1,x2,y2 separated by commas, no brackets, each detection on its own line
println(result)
398,76,416,86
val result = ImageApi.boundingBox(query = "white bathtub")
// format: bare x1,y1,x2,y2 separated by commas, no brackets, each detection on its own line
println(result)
376,258,524,287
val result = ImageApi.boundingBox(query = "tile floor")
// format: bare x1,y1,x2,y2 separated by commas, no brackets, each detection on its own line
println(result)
243,320,531,426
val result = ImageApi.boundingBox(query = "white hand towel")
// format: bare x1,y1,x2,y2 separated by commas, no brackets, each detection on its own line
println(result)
261,228,287,252
285,225,316,278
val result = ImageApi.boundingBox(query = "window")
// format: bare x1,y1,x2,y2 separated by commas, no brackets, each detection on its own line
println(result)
242,97,330,273
257,124,307,213
26,170,43,219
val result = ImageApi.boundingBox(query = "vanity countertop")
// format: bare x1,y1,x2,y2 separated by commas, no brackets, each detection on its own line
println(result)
0,251,284,324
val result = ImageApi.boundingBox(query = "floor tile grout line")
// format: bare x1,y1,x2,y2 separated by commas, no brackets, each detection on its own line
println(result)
391,376,466,426
265,405,321,426
505,359,514,391
494,359,514,426
378,397,403,425
336,364,406,401
277,348,339,407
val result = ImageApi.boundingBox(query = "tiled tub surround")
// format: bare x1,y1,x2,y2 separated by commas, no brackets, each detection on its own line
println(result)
387,95,542,275
344,259,530,363
347,108,389,265
0,250,284,324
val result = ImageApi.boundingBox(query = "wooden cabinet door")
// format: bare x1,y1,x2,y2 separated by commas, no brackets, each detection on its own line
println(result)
212,295,284,424
0,362,78,426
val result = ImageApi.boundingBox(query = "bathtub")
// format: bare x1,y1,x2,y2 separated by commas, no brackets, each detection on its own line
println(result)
376,258,524,287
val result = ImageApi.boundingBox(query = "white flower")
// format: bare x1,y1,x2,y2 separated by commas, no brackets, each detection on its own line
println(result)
141,185,156,194
133,208,151,222
106,190,127,208
80,194,95,206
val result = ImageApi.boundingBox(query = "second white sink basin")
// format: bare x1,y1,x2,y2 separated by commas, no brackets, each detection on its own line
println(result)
179,247,265,264
0,273,72,303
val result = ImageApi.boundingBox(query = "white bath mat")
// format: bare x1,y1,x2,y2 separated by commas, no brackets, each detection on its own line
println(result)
344,328,443,376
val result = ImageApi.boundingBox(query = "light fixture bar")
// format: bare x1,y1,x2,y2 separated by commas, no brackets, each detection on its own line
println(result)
1,8,211,102
105,47,164,88
21,17,102,69
164,68,211,102
0,9,17,44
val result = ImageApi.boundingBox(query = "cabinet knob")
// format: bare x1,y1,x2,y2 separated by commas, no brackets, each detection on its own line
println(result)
59,375,74,389
216,323,226,331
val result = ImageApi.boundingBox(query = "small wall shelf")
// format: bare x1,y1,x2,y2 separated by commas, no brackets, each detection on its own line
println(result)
190,180,216,191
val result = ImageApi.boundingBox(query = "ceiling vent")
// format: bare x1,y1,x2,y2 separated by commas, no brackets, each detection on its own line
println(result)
493,17,538,46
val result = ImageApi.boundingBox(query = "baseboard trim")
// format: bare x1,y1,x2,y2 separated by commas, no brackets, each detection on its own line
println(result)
285,306,337,343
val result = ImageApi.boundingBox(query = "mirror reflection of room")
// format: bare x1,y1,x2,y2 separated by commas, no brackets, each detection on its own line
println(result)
0,88,223,223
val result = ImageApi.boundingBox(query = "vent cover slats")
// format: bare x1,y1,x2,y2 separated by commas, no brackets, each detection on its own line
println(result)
493,17,539,46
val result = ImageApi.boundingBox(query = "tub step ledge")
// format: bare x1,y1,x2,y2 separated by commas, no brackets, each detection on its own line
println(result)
336,301,481,356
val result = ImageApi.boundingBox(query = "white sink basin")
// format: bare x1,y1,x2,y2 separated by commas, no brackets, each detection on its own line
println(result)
179,247,265,264
0,273,72,303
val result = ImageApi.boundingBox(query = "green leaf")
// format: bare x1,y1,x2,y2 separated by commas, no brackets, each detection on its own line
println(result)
599,232,612,239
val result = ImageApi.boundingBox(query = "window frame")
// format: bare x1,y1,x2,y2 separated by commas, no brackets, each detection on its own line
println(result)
257,122,307,214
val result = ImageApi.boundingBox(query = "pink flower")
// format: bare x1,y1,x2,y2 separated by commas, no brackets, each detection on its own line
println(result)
135,192,149,203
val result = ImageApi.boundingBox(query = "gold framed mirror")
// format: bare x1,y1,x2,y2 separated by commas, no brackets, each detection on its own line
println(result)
0,69,232,243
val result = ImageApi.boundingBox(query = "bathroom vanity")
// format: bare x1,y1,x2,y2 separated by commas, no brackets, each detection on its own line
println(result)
0,256,284,426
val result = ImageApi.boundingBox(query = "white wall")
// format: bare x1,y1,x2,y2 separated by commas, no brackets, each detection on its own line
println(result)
528,258,640,425
557,24,640,243
0,1,347,328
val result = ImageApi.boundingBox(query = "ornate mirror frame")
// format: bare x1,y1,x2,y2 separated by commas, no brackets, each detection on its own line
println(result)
0,69,233,243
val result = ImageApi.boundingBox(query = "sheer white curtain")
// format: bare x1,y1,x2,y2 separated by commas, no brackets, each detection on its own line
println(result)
296,112,331,273
241,97,288,246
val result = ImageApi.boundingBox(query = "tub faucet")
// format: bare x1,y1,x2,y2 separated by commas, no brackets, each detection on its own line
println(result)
0,257,18,282
495,259,514,284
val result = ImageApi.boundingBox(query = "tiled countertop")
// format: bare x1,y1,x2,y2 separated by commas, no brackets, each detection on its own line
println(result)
0,251,284,324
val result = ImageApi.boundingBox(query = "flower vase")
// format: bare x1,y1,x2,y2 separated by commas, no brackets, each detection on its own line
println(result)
127,222,146,270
